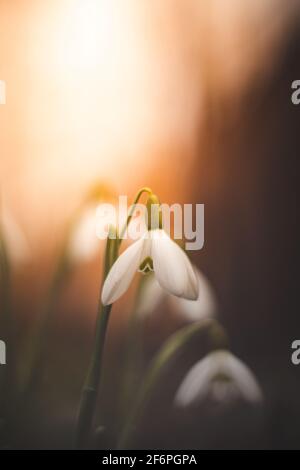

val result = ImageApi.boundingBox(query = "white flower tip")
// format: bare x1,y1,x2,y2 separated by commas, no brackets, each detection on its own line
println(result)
186,276,199,301
101,270,119,306
173,268,218,321
101,288,110,306
179,264,199,301
174,387,191,408
151,232,200,301
101,236,146,306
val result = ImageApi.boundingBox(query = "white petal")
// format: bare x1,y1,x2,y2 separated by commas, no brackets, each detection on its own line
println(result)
101,235,149,305
220,351,263,404
151,230,199,300
175,353,220,407
175,350,263,408
169,267,218,321
135,275,166,319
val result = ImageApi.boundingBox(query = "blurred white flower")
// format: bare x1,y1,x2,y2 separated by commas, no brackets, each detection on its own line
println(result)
67,206,100,263
135,268,217,321
67,202,131,265
101,229,199,306
175,349,263,408
0,207,30,265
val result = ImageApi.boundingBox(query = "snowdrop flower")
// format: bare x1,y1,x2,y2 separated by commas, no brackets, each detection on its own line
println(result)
170,269,217,321
102,192,199,306
175,350,263,408
101,228,199,306
136,268,217,321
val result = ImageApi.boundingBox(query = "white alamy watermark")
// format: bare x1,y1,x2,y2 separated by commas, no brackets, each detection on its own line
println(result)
94,196,204,251
0,80,6,105
0,340,6,365
291,80,300,105
291,340,300,365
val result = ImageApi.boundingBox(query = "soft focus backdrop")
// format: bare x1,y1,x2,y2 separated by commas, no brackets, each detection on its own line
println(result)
0,0,300,449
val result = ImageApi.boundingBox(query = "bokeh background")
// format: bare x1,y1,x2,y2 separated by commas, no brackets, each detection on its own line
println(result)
0,0,300,449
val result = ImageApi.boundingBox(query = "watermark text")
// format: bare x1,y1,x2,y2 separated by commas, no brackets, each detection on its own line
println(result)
95,197,204,251
0,340,6,365
291,80,300,105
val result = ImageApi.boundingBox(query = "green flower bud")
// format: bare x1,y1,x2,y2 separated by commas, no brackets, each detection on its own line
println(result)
138,256,154,274
146,193,162,230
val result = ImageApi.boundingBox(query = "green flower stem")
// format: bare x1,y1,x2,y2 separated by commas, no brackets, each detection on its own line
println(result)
75,187,152,448
75,227,117,449
75,187,152,449
118,187,152,242
75,303,112,449
117,318,226,449
20,193,108,397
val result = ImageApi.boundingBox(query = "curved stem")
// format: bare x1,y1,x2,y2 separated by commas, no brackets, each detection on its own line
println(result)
75,303,112,448
75,188,152,448
117,318,219,449
118,187,152,242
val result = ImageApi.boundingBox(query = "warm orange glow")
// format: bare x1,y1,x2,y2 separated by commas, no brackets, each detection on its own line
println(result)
1,0,297,251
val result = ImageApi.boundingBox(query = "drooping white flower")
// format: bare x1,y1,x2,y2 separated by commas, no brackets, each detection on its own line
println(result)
175,349,263,408
135,268,217,321
101,229,199,306
170,268,217,321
